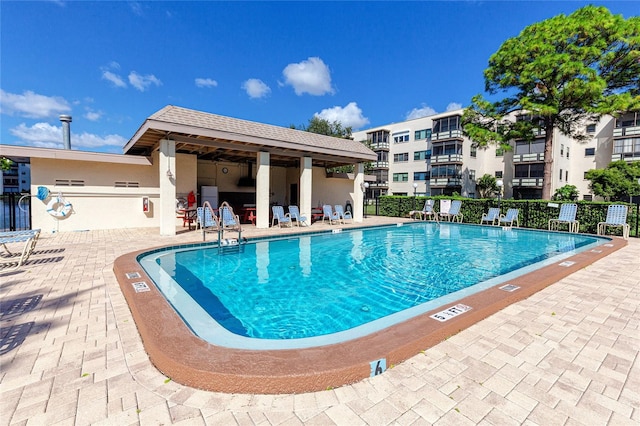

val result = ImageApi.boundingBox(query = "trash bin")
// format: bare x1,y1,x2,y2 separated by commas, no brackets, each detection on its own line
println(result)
345,201,353,214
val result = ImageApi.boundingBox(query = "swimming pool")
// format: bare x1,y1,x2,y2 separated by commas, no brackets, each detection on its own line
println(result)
138,222,605,350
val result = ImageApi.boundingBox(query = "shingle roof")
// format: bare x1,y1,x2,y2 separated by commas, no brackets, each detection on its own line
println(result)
124,105,376,166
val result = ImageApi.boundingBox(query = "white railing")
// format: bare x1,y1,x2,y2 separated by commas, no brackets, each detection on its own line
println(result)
432,154,463,163
513,153,544,163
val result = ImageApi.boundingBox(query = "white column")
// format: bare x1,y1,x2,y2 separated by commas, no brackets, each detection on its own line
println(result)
353,162,364,223
159,139,176,236
299,156,312,222
256,151,270,229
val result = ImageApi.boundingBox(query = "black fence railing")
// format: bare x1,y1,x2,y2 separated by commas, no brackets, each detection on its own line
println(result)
369,196,640,238
1,193,32,231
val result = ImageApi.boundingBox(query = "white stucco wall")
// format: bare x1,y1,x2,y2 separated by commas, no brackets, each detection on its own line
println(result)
30,153,197,232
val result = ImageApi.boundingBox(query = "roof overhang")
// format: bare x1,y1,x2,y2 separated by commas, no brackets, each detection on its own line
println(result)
1,145,152,166
124,106,377,168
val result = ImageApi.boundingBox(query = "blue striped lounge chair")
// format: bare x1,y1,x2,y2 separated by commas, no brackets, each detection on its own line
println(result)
334,204,352,223
597,204,629,239
322,204,341,225
288,205,308,227
439,200,463,223
499,208,519,227
548,203,579,233
272,206,292,228
480,208,500,225
410,200,438,221
0,229,41,271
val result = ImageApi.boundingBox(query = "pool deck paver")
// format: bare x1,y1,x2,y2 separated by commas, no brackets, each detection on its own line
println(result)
0,217,638,425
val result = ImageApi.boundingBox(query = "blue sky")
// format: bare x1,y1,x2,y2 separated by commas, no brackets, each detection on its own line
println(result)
1,1,638,154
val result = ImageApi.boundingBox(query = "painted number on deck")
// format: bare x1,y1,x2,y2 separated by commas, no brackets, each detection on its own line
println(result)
430,304,472,322
370,358,387,377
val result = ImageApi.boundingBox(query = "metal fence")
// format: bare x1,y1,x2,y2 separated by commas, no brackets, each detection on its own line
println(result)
369,196,640,238
1,193,32,231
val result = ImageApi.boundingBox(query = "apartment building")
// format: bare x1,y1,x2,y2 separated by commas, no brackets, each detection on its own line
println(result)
352,110,640,200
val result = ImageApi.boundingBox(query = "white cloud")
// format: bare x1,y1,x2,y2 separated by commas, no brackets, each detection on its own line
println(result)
446,102,463,111
9,122,126,149
195,78,218,88
128,71,162,92
242,79,271,99
406,104,437,120
102,70,127,88
282,57,334,96
314,102,369,129
0,89,71,119
84,110,102,121
129,2,144,16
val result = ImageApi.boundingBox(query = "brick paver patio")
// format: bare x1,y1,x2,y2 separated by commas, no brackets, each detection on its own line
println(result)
1,218,638,425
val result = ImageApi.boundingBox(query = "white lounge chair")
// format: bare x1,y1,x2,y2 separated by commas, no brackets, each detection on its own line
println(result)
548,203,579,233
480,208,500,225
597,204,629,239
322,204,341,225
272,206,292,228
439,200,463,223
288,205,308,227
499,208,519,227
0,229,41,271
334,204,352,223
410,200,438,221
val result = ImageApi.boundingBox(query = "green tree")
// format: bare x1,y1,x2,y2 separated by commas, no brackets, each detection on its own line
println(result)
552,185,579,201
585,160,640,201
1,157,12,171
475,174,499,198
463,5,640,200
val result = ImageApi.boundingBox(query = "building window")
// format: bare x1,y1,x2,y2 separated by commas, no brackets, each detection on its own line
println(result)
613,137,640,155
470,146,477,157
495,171,503,178
586,124,596,133
583,194,593,201
431,165,462,179
566,147,569,159
585,147,595,156
515,164,544,178
414,172,429,181
413,151,429,161
393,131,410,143
496,148,504,156
566,170,568,181
515,140,544,155
559,169,563,181
584,171,589,179
393,173,409,182
414,129,432,140
432,115,460,133
393,153,409,162
560,144,564,156
469,169,476,181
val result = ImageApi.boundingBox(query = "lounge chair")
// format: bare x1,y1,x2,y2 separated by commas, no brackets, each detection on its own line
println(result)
597,204,630,239
219,202,242,238
499,208,519,227
198,202,220,240
548,203,579,233
322,204,341,225
288,205,308,227
334,204,352,223
439,200,463,223
480,208,500,225
410,200,438,221
271,206,292,228
0,229,41,272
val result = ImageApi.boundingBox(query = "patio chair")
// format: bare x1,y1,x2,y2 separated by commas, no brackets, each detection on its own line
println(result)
480,208,500,225
271,205,292,228
334,204,352,223
548,203,579,233
219,201,242,238
322,204,341,225
597,204,630,239
499,208,519,227
198,202,220,240
0,229,41,272
288,205,308,227
410,200,438,222
439,200,463,223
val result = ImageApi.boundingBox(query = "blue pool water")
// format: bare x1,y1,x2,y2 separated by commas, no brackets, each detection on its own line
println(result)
139,223,605,349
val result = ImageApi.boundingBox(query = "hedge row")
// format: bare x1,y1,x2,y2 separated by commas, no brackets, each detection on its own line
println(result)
376,196,639,238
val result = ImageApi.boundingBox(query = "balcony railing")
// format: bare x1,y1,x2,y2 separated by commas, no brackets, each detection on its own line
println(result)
431,129,463,141
431,154,463,164
370,142,390,151
431,177,462,187
371,161,389,169
611,152,640,162
512,178,543,187
369,182,389,188
513,153,545,163
613,126,640,137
